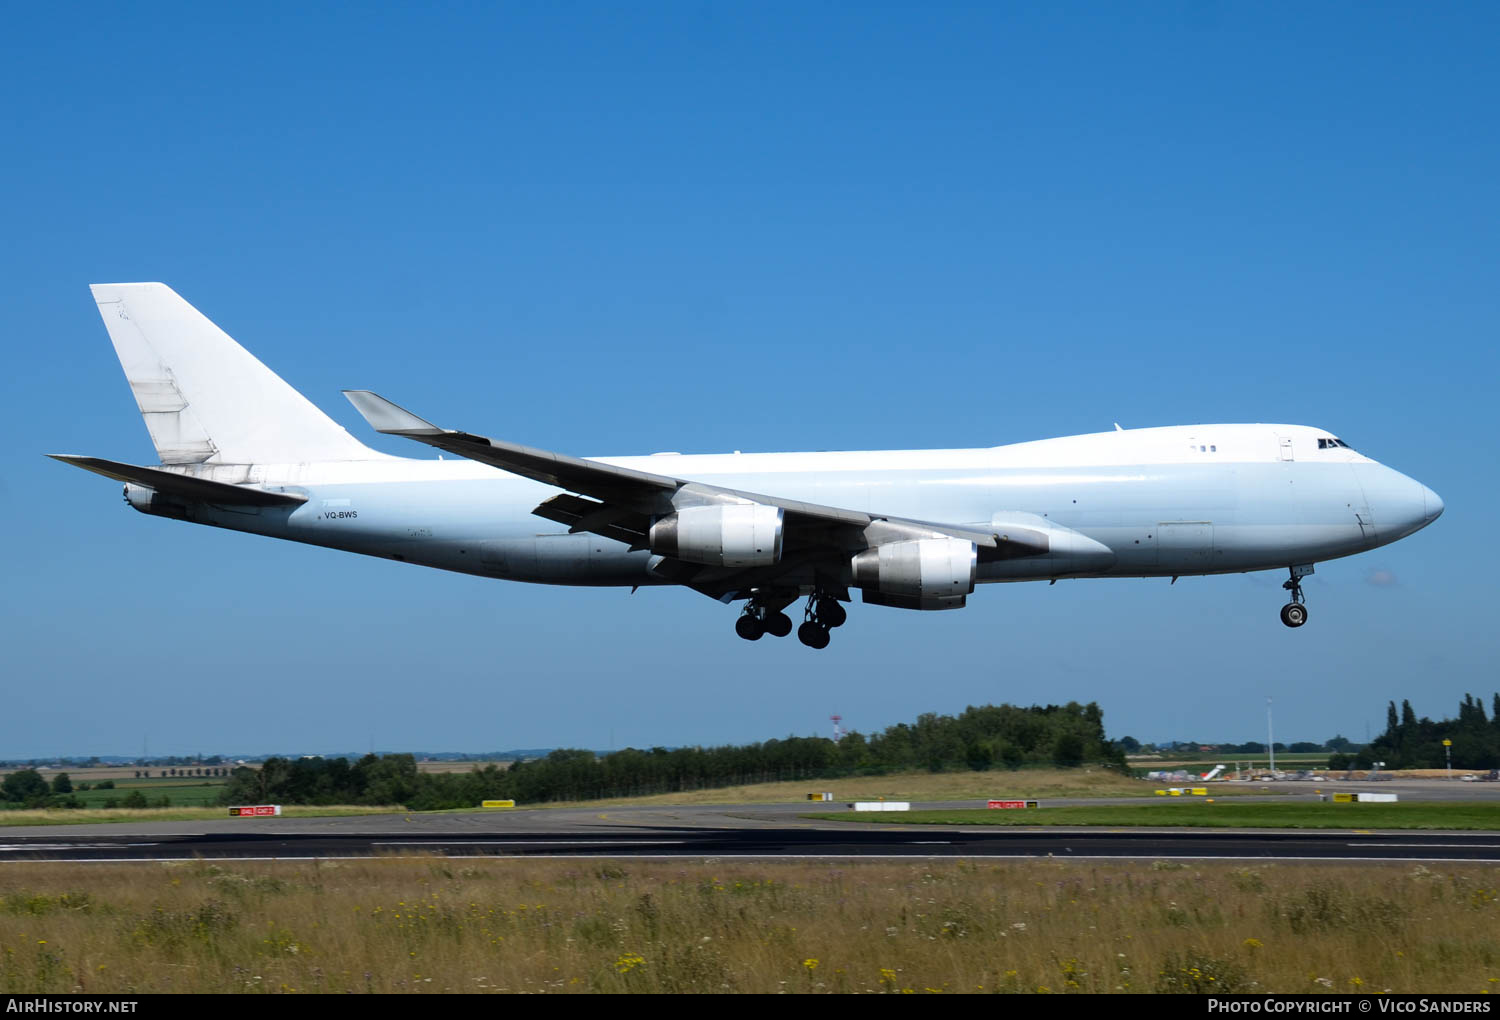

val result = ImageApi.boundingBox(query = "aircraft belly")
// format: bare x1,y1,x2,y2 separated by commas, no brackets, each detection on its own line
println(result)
477,534,654,585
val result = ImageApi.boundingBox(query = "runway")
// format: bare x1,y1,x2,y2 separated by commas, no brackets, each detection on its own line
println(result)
2,781,1494,864
3,825,1499,864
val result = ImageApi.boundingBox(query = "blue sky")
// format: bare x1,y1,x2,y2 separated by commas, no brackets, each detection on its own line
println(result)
3,3,1496,759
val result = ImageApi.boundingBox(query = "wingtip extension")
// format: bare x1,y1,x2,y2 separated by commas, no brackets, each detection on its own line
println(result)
342,390,444,435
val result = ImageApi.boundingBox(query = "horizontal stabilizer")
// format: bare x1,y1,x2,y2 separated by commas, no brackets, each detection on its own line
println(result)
49,455,307,507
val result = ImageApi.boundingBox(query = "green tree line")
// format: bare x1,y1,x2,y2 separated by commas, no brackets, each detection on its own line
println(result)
0,769,169,811
1341,693,1500,770
221,701,1125,810
0,770,80,809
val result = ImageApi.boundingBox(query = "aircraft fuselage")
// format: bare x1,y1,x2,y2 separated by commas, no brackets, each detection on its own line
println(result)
124,421,1441,590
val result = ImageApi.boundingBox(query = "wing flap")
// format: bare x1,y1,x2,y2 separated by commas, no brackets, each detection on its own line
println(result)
531,494,650,548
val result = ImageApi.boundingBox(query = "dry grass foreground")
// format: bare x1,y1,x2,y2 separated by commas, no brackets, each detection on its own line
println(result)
2,857,1498,994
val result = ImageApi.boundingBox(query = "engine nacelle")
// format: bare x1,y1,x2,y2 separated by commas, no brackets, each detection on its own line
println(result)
851,538,977,599
123,482,190,520
649,504,785,567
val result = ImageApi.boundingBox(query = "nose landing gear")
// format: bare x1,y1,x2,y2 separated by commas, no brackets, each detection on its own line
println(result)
1280,564,1314,628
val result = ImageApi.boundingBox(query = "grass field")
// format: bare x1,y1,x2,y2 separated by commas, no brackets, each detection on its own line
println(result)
68,780,226,809
811,802,1500,830
1,857,1497,993
541,767,1227,808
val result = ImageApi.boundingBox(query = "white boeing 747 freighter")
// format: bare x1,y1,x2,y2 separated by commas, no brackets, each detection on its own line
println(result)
54,283,1443,648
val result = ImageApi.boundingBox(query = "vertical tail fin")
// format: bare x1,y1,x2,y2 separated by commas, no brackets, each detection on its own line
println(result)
90,283,385,465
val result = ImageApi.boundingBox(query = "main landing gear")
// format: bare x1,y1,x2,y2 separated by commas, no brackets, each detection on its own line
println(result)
733,592,848,648
734,599,794,642
1280,564,1313,628
796,594,847,650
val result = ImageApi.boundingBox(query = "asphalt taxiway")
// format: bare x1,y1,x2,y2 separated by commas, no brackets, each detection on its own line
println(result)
1,826,1499,863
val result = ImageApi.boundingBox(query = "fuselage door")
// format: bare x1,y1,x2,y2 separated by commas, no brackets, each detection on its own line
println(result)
1278,436,1295,461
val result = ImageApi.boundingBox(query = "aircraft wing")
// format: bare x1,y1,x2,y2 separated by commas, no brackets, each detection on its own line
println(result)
343,390,1049,594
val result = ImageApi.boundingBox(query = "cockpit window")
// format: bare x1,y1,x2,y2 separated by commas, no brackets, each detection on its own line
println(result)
1318,438,1357,451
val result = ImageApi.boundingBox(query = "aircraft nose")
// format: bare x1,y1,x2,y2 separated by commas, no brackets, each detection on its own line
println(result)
1356,464,1440,541
1422,484,1444,523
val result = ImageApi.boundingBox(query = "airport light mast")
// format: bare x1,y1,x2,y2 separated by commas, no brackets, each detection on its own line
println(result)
1267,697,1275,776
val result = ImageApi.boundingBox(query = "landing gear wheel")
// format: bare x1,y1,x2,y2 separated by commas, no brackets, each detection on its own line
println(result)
817,599,847,629
764,611,793,638
1280,565,1312,629
797,621,830,649
735,614,766,641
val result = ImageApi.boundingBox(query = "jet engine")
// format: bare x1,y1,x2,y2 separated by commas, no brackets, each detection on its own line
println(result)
851,538,977,599
649,504,784,567
123,482,189,520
